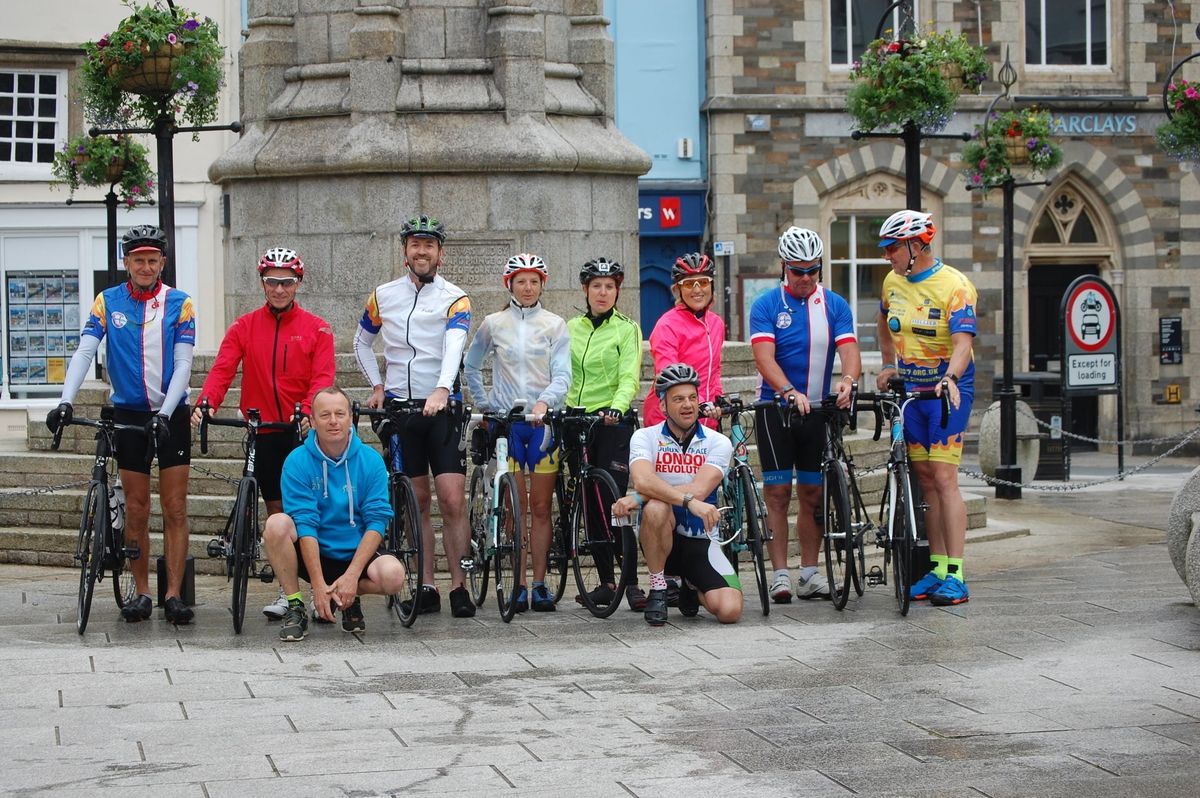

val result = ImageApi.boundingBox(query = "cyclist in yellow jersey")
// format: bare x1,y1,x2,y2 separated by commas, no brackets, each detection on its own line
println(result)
875,210,977,606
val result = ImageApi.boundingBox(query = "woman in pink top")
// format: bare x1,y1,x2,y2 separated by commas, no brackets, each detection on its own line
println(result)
642,253,725,429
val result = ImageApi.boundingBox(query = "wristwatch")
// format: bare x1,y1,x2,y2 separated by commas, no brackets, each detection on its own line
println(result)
946,373,959,383
681,492,694,510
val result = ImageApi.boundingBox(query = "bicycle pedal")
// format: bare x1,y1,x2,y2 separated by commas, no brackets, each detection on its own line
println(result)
458,557,476,572
205,538,224,558
866,565,884,586
258,564,275,583
124,544,140,561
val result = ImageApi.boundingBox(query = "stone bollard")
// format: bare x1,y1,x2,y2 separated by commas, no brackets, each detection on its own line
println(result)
1168,465,1200,605
978,399,1040,480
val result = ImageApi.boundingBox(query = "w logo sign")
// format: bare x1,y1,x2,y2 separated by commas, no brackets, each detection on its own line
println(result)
659,197,681,228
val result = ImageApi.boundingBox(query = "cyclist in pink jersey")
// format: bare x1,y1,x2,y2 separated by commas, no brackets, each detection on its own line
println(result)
641,253,725,431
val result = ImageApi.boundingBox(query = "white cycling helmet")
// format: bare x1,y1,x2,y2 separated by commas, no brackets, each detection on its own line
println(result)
502,253,548,289
777,226,824,262
878,210,936,247
257,247,304,277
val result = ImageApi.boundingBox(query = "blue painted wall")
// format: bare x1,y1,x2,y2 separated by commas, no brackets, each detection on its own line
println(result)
606,0,705,182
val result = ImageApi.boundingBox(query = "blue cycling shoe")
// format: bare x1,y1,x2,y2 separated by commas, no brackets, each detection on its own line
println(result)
909,571,944,601
513,585,529,613
929,574,969,606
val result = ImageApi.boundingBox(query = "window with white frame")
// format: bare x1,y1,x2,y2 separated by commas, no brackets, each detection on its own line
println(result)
0,69,68,179
830,0,919,66
827,213,892,351
1025,0,1109,67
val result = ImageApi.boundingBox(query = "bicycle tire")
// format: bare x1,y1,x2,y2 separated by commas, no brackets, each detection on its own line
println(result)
893,464,915,616
76,483,105,635
571,466,626,618
546,482,570,603
110,490,135,610
719,477,742,575
388,473,424,627
738,466,771,617
467,466,491,607
823,458,853,610
230,478,257,634
493,473,523,623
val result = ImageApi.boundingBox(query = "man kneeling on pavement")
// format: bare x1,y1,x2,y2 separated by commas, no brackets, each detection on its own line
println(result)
613,364,743,626
263,385,402,641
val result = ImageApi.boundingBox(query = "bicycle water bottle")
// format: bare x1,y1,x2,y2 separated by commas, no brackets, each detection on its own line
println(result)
108,481,125,535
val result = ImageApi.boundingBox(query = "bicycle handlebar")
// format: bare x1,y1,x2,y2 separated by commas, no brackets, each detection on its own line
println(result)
855,378,952,440
459,404,543,453
54,409,153,463
197,398,304,455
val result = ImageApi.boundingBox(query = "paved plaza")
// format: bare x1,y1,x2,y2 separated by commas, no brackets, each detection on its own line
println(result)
2,454,1199,797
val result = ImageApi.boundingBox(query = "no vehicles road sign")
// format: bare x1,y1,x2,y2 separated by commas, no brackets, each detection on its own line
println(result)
1060,276,1120,393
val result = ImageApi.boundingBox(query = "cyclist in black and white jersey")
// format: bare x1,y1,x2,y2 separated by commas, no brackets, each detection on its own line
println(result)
352,214,475,618
613,364,743,627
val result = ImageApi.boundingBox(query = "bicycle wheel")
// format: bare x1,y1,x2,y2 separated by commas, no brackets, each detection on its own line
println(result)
738,466,770,617
719,477,742,575
823,458,853,611
893,463,916,616
466,465,491,606
388,474,424,627
76,483,105,635
571,466,625,618
230,478,258,634
546,481,570,603
109,491,135,610
493,473,523,623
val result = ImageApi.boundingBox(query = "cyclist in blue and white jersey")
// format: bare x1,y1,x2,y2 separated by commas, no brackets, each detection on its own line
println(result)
46,225,197,625
749,226,861,604
352,214,475,618
613,364,741,627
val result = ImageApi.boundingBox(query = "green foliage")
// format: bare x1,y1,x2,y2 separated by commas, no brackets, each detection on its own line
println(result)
1157,78,1200,162
78,1,225,131
848,31,988,133
51,135,156,209
961,108,1063,191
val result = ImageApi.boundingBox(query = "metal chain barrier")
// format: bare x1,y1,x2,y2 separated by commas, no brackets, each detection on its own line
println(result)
190,462,241,487
959,425,1200,492
0,478,91,501
1015,404,1200,447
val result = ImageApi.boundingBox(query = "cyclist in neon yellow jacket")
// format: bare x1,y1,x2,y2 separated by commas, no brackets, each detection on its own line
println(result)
566,258,643,609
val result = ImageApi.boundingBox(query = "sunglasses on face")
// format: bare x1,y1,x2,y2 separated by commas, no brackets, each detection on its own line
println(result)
785,263,821,276
678,277,713,291
262,276,300,288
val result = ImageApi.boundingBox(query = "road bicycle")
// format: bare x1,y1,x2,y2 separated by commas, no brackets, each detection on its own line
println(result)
544,408,637,618
810,393,869,611
838,379,949,615
353,398,437,628
51,406,147,635
198,399,302,634
460,405,539,622
712,395,774,616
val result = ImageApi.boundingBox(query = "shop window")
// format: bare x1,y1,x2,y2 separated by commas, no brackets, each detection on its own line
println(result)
830,0,919,66
0,69,67,180
828,213,892,351
1025,0,1109,67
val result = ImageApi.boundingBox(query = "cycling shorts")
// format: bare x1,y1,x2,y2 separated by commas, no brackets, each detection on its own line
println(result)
904,386,973,465
254,431,301,503
663,534,742,594
506,421,559,475
113,405,191,474
755,403,824,486
380,398,467,477
294,541,382,586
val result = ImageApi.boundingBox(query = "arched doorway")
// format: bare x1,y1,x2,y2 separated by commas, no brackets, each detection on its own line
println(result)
1025,179,1116,447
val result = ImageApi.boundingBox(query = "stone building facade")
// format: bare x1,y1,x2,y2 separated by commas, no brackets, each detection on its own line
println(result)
697,0,1198,449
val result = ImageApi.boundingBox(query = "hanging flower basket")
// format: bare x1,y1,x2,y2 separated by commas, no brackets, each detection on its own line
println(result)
961,108,1063,191
848,30,988,133
1157,78,1200,162
51,134,157,209
79,1,225,131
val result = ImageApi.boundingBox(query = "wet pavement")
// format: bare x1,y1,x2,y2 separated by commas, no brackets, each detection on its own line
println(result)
1,450,1197,797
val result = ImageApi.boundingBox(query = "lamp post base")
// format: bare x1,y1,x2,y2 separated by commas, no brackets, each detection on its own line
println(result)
994,465,1022,500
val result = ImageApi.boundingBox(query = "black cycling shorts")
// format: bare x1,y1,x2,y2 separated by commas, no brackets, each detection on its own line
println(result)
663,534,742,594
254,430,301,503
380,401,466,478
113,405,191,474
294,541,381,586
755,403,825,486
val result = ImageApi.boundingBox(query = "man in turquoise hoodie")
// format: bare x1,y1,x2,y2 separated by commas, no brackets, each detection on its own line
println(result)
263,386,398,641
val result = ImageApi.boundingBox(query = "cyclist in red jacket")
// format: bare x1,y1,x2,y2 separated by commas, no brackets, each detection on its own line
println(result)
191,247,336,616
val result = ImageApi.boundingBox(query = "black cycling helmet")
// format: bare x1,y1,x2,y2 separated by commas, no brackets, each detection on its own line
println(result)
671,252,715,284
122,224,168,254
579,257,624,286
400,214,446,244
654,362,701,399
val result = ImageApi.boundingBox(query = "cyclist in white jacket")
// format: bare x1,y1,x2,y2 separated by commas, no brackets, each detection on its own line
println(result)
464,254,571,613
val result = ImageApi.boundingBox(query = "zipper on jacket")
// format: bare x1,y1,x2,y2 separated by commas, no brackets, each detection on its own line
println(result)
404,282,424,399
271,313,285,421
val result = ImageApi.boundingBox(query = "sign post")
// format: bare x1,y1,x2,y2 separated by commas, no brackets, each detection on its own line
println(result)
1060,275,1123,476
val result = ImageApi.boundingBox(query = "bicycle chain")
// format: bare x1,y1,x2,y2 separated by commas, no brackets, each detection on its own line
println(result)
0,478,92,501
1014,405,1200,447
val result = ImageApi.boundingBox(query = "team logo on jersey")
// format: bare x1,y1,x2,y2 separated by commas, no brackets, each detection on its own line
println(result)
112,311,128,328
928,308,941,320
888,317,901,332
776,312,792,329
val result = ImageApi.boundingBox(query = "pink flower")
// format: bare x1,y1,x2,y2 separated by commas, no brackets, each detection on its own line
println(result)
167,32,178,45
972,174,982,184
1187,87,1199,100
97,36,109,48
131,185,140,194
1177,100,1184,109
979,159,987,169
